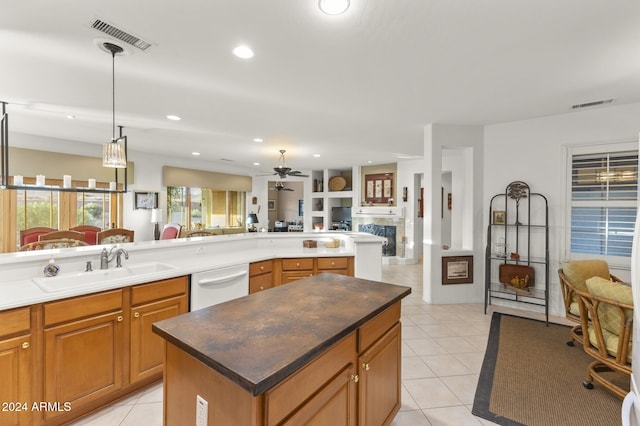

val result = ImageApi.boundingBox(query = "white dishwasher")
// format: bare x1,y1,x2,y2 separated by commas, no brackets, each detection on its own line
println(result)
190,264,249,311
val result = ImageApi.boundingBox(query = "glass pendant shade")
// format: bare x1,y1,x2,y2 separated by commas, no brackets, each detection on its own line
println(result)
103,140,127,168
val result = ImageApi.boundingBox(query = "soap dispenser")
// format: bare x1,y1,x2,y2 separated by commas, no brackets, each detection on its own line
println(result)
43,259,60,277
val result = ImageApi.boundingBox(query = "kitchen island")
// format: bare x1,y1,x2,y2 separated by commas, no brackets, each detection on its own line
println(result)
152,273,411,425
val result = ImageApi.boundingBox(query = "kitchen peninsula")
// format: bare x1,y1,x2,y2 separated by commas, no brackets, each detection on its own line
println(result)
153,273,411,425
0,232,386,425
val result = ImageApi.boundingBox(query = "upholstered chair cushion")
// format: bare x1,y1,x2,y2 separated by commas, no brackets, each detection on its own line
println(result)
585,276,633,361
100,235,132,244
563,260,611,293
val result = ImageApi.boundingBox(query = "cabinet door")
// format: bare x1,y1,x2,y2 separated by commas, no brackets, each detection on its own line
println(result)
44,311,124,421
130,295,187,383
249,272,273,294
0,334,32,426
358,323,401,426
282,363,357,426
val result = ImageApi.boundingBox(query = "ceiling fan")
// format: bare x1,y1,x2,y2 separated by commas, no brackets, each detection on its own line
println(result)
273,180,294,191
266,150,309,179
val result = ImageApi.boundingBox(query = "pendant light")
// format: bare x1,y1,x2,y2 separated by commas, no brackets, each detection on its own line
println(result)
102,42,127,168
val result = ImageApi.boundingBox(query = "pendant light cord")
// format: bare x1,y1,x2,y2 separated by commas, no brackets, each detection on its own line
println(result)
112,49,116,142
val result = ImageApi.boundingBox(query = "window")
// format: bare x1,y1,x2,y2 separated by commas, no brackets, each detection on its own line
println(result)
568,146,638,262
76,191,112,229
168,187,246,230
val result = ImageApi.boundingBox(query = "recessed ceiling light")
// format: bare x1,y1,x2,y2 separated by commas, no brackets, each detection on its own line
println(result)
192,152,200,156
253,162,260,166
167,115,181,121
367,160,372,164
66,115,76,119
233,45,254,59
313,154,321,157
319,0,350,15
253,138,263,143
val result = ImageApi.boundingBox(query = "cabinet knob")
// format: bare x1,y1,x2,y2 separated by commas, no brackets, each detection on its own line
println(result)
260,286,264,291
296,262,300,267
117,315,123,322
362,363,370,371
331,261,335,266
260,266,264,271
351,374,359,383
21,341,29,349
134,312,140,318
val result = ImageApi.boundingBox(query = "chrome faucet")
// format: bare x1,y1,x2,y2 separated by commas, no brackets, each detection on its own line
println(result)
100,246,129,269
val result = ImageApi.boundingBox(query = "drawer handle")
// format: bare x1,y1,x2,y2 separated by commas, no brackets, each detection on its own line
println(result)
134,312,140,318
362,363,370,371
21,341,29,350
351,374,359,383
117,315,123,322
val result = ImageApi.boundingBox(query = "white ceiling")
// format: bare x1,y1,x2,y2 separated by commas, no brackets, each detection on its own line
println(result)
2,1,640,175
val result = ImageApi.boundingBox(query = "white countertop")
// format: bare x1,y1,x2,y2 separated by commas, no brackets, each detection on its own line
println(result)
0,232,384,311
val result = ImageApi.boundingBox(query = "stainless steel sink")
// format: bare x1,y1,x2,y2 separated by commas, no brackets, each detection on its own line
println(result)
32,262,176,293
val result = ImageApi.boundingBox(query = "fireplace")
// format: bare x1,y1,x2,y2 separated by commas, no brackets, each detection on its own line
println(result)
358,224,396,256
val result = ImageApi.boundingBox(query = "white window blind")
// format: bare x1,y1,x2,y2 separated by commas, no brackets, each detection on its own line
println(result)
570,149,638,259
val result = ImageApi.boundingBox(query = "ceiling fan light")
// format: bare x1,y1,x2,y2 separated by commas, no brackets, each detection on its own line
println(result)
103,140,127,168
319,0,350,15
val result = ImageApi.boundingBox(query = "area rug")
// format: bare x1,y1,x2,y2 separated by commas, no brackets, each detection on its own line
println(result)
472,312,625,426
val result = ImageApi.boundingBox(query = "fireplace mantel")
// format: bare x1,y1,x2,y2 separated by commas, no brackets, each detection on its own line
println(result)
351,206,404,218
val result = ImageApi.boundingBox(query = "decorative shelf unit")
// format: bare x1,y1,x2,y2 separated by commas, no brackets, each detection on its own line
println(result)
484,181,549,323
307,167,355,231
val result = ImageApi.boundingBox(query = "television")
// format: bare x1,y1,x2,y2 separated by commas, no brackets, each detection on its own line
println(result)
331,207,352,223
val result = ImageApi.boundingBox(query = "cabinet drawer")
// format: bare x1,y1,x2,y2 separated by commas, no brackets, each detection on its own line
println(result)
0,306,30,338
250,260,273,276
131,276,188,306
358,303,400,353
44,289,123,327
281,258,314,271
281,271,314,284
317,257,349,270
265,332,356,426
249,273,273,293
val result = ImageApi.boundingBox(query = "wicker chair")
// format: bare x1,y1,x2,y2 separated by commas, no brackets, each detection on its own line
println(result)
38,230,85,242
97,228,134,244
70,225,101,245
19,227,57,247
558,260,622,346
20,238,89,251
576,276,632,399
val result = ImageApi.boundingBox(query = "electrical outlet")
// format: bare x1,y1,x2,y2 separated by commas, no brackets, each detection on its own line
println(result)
196,246,206,255
196,394,208,426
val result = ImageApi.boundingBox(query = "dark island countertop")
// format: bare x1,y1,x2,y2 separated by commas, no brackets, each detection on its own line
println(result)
152,272,411,396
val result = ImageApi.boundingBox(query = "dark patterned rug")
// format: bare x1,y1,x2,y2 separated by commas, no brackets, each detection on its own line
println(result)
472,312,625,426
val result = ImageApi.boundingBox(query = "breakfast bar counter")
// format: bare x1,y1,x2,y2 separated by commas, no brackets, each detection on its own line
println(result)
152,273,411,425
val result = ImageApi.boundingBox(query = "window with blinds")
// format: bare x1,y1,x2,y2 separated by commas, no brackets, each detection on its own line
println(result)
570,150,638,258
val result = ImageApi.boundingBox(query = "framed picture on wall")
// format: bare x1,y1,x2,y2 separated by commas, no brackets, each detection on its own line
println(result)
364,173,393,204
442,256,473,284
268,200,276,211
134,191,158,209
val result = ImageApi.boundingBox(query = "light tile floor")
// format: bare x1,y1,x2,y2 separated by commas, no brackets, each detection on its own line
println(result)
71,262,567,425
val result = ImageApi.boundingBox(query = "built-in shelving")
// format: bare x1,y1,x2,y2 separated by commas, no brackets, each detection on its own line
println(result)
306,167,356,231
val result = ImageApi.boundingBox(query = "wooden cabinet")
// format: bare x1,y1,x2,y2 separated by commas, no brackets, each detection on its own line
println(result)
43,290,124,422
265,334,357,426
357,303,401,425
130,277,188,383
317,257,352,276
249,260,274,294
276,256,354,285
280,258,315,284
0,307,33,426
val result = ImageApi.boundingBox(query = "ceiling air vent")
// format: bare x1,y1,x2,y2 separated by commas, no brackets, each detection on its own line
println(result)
91,19,152,51
571,98,614,109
